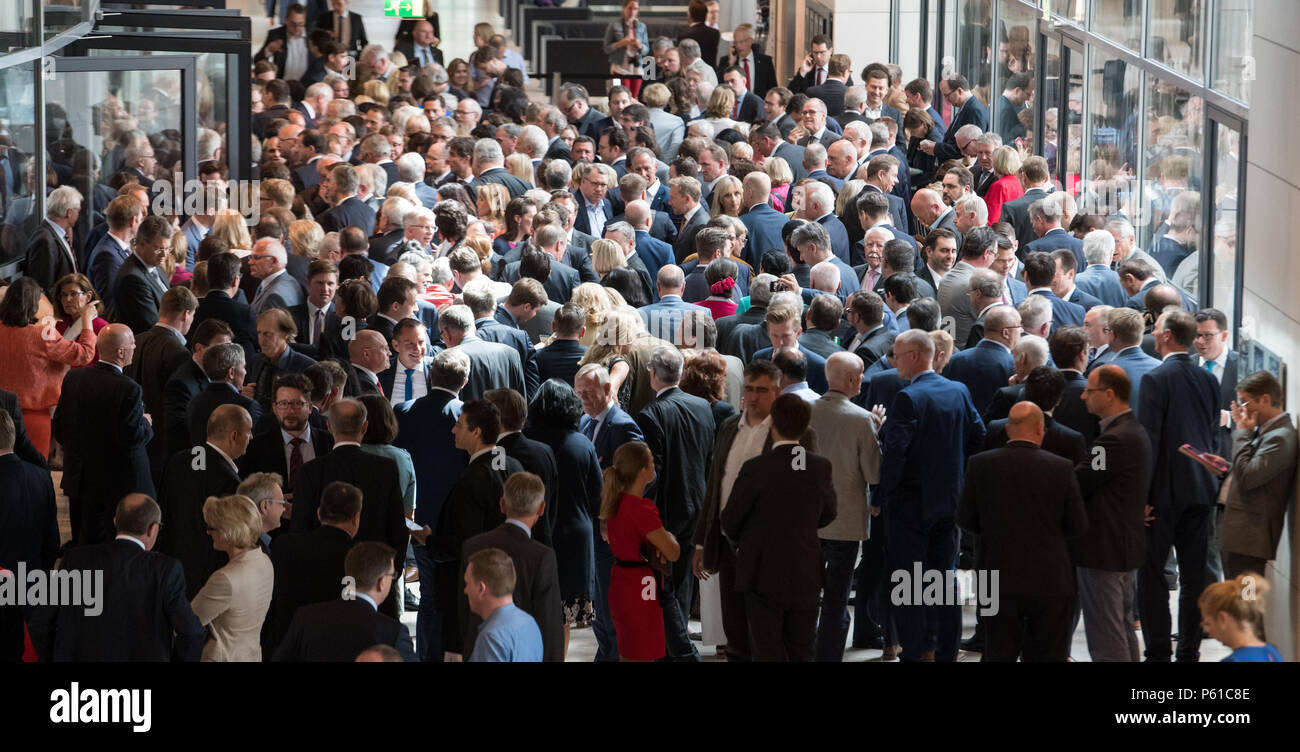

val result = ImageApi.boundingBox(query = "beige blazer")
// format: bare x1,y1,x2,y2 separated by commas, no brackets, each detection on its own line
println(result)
811,391,882,541
191,547,275,662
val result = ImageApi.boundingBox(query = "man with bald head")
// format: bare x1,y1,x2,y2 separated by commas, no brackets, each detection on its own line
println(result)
346,329,390,397
625,199,673,283
156,404,252,598
811,351,882,660
959,401,1087,661
874,328,985,661
826,139,859,183
943,303,1018,416
739,171,787,267
54,323,156,546
250,237,306,316
911,187,959,241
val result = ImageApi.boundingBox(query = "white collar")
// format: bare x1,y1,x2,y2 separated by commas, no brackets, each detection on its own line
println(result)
206,442,239,474
470,445,495,463
115,534,146,550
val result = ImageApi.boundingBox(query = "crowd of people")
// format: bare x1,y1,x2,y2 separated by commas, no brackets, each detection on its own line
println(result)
0,0,1289,663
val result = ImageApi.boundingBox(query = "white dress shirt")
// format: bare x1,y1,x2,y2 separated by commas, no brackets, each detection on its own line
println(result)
585,199,607,237
390,360,428,404
1199,353,1226,383
284,33,309,81
282,427,317,468
719,412,772,514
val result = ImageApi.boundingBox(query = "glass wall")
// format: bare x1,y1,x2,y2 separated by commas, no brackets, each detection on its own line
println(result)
1208,120,1241,327
1092,0,1143,51
0,62,38,268
1213,0,1252,103
1140,74,1203,270
1082,43,1140,218
994,0,1037,149
1147,0,1204,80
956,0,993,105
1062,43,1084,194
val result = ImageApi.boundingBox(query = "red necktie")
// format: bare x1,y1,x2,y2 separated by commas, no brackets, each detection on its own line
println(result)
743,58,751,91
815,67,823,86
288,437,304,488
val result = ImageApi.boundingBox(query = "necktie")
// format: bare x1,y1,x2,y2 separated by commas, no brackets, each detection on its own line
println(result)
404,368,414,400
815,67,823,86
732,98,740,120
743,58,751,91
313,309,324,346
288,437,305,489
1204,360,1216,376
582,418,598,441
866,269,879,290
334,14,341,41
374,377,384,397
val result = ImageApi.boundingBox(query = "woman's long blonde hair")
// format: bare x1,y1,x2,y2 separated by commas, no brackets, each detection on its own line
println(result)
599,441,653,521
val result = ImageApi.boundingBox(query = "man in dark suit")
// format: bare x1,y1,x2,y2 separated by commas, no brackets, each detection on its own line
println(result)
428,400,523,657
292,399,408,616
0,389,45,469
316,164,376,236
263,479,360,656
467,141,531,200
155,404,249,598
875,330,985,661
54,325,154,546
501,244,581,305
535,303,588,386
786,34,851,94
1048,326,1101,443
1024,199,1085,270
191,252,258,359
982,367,1087,464
1136,309,1221,662
677,2,720,68
960,402,1087,661
1193,308,1240,457
28,495,204,662
737,174,788,267
23,186,82,292
273,542,417,661
720,66,766,123
999,157,1054,249
943,304,1018,416
312,0,367,56
111,216,172,334
127,288,197,480
0,409,59,594
238,373,334,492
393,349,469,660
669,177,710,264
465,288,540,399
186,342,263,448
1024,252,1085,332
459,472,564,661
925,75,989,162
437,305,524,403
719,23,776,96
1073,365,1152,661
254,8,315,82
635,346,716,661
721,395,835,661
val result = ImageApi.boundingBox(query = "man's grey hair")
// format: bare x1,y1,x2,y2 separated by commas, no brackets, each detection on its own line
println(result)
426,63,449,84
473,137,504,166
439,304,475,333
868,122,890,147
496,123,521,140
238,472,285,505
955,123,983,142
356,162,387,196
1016,293,1052,333
396,152,426,182
604,221,635,246
46,185,83,218
1082,228,1116,266
844,86,867,111
253,237,288,265
514,126,544,159
1029,197,1062,222
202,341,246,381
398,250,432,272
688,120,715,139
802,143,827,170
542,106,568,133
677,38,701,61
541,159,572,190
1105,216,1136,240
975,132,1003,148
843,121,871,143
1014,334,1050,368
811,261,840,292
769,290,802,309
650,345,684,383
955,194,989,226
430,257,453,285
430,347,471,389
381,197,415,227
969,268,1002,298
791,218,832,256
750,273,777,306
402,205,434,228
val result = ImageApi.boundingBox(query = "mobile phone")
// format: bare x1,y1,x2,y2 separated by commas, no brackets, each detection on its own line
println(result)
1179,444,1228,474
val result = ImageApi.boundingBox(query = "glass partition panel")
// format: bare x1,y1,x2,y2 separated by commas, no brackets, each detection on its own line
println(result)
1091,0,1143,51
0,61,38,269
1042,32,1062,180
1140,75,1203,282
1212,0,1252,104
995,0,1037,150
1146,0,1203,81
1208,120,1241,328
1061,42,1083,194
0,0,38,53
1081,44,1140,219
956,0,993,106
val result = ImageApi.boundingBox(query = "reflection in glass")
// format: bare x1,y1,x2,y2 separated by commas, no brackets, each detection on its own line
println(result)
1208,123,1240,328
1043,34,1062,182
956,0,993,108
1092,0,1144,51
0,62,38,268
1141,75,1202,276
1147,0,1203,81
1081,49,1140,222
1212,0,1252,103
994,0,1036,151
1062,45,1084,196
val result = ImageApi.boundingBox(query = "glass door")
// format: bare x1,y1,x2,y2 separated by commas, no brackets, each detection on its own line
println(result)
1202,109,1246,339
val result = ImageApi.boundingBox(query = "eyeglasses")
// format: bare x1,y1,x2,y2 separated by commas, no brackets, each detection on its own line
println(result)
1194,332,1223,340
274,400,310,408
1080,387,1110,394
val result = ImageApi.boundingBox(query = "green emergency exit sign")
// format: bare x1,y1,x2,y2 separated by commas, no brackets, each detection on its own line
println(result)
385,0,424,17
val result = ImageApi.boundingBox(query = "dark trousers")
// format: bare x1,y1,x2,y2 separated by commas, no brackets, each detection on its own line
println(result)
74,496,116,547
1138,503,1212,662
853,507,896,646
717,542,750,661
661,537,700,661
592,539,618,661
815,539,860,661
984,593,1074,662
745,591,818,661
886,514,961,661
412,544,441,662
1222,551,1268,580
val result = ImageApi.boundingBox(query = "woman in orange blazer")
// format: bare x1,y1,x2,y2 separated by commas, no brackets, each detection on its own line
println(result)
0,277,97,458
984,145,1026,225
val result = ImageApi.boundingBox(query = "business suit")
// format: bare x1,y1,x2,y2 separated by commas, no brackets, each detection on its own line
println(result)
192,291,258,360
460,522,564,661
23,220,79,293
1000,186,1052,250
1220,416,1299,575
636,385,715,661
190,547,274,662
160,359,206,463
474,316,540,398
814,213,852,264
799,129,841,150
1075,264,1128,308
1071,409,1151,661
450,335,524,404
983,414,1087,465
1067,286,1104,312
393,38,443,68
1029,288,1086,332
943,339,1015,417
1205,350,1241,457
0,453,60,581
502,257,581,304
933,95,989,162
720,50,777,96
1025,228,1085,271
468,167,531,200
727,89,765,123
671,206,711,264
876,370,985,661
1109,346,1161,417
959,442,1087,661
272,597,416,662
111,254,169,334
677,23,720,69
245,346,316,414
121,324,186,476
715,305,765,359
186,381,263,450
534,339,587,387
1048,370,1099,444
54,362,155,545
805,79,848,116
772,141,808,182
237,423,333,487
738,202,787,268
313,10,367,56
28,538,204,662
636,295,698,346
292,444,407,616
847,324,894,371
263,524,354,656
753,344,829,394
1136,352,1220,661
87,232,131,308
317,195,376,237
721,444,836,661
154,442,241,598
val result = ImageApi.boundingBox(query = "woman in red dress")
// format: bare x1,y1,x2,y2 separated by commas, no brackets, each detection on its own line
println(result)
599,441,680,661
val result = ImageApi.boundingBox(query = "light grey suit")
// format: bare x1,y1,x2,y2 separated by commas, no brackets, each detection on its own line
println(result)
1219,415,1298,568
251,270,305,317
454,334,525,404
936,260,977,348
811,391,881,541
649,107,686,162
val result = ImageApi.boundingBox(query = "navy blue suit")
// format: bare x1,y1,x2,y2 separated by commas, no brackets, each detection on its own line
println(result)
1025,228,1085,271
1030,288,1086,332
1066,286,1104,312
633,229,673,287
816,213,852,265
752,344,828,394
942,339,1015,417
1110,345,1162,416
933,95,989,162
875,370,985,661
1075,264,1128,307
317,196,376,237
740,202,788,268
1136,352,1220,662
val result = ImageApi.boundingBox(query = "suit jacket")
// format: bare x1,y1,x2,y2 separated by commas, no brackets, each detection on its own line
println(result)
812,392,879,541
1067,286,1104,312
1138,353,1221,512
581,402,643,469
729,321,773,364
1073,410,1152,571
721,445,836,605
246,345,317,412
716,304,765,358
535,339,587,386
502,257,581,304
264,524,355,656
677,23,720,69
943,339,1015,417
1051,369,1099,444
313,10,367,55
797,328,842,361
753,344,829,394
730,90,765,123
186,382,263,449
474,316,540,397
1030,287,1085,333
816,213,852,264
1075,264,1128,308
799,130,841,149
393,39,443,68
805,79,848,116
87,232,131,308
272,597,416,662
154,443,241,598
1025,228,1086,271
1221,417,1299,560
343,363,382,398
0,454,60,574
190,547,274,662
29,539,204,662
111,254,169,334
452,335,525,403
460,522,564,661
1000,186,1053,250
469,167,531,200
849,324,894,370
53,362,154,504
984,414,1087,465
671,206,711,264
787,67,854,95
718,50,777,96
23,220,78,292
739,202,788,267
393,390,467,529
959,442,1087,595
161,359,207,462
237,423,334,483
635,386,716,540
876,371,986,523
772,141,809,182
192,291,258,360
127,324,191,476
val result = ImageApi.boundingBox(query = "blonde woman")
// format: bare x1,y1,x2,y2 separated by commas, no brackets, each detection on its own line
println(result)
703,85,738,134
505,152,535,187
362,78,390,106
191,493,274,662
569,282,617,347
475,183,510,236
288,219,324,260
578,307,643,408
708,175,743,218
984,145,1024,223
835,179,866,217
590,238,627,280
764,156,794,212
165,222,193,286
211,209,252,256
